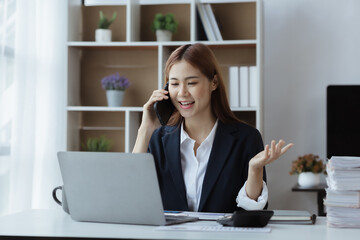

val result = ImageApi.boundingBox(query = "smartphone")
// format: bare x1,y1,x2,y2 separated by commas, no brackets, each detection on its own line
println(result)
154,83,174,126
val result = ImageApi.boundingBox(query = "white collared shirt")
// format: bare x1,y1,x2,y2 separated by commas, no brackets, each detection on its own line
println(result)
180,120,268,212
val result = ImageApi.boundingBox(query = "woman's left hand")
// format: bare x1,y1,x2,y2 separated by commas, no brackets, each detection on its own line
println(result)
249,140,294,171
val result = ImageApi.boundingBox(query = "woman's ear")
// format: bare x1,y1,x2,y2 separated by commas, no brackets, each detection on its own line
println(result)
211,75,219,91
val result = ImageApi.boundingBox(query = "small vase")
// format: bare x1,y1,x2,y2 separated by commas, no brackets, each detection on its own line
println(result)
298,172,320,188
106,90,124,107
156,30,172,42
95,29,112,42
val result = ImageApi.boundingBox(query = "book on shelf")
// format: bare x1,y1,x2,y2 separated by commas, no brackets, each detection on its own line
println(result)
203,3,223,41
228,66,259,109
269,210,316,225
249,66,259,107
239,66,249,107
196,2,216,41
228,66,239,107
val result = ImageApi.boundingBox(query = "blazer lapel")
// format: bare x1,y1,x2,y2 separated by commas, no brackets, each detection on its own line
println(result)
198,122,236,212
161,126,188,209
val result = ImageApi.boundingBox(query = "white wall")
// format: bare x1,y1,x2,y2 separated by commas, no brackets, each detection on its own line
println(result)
263,0,360,213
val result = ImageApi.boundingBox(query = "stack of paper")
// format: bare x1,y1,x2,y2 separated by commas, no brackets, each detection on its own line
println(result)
324,189,360,208
326,206,360,228
325,156,360,228
326,156,360,190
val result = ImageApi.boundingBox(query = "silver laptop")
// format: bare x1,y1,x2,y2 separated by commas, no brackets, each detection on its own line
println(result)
57,151,197,226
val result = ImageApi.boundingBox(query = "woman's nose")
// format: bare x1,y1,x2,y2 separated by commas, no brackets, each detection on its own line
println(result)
178,84,188,96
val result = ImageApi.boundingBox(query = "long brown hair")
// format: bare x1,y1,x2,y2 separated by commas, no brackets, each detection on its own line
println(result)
165,43,240,126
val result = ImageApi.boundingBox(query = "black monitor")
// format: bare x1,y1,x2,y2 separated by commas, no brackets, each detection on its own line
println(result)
327,85,360,159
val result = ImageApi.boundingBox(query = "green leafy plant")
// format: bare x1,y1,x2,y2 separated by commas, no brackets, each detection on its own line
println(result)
152,13,178,33
289,154,325,175
98,11,117,29
81,136,112,152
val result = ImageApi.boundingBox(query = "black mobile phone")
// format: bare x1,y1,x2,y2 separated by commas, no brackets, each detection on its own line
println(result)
154,83,175,126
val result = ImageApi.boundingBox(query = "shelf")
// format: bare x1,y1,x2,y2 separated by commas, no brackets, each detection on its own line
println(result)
68,41,160,48
199,0,256,3
92,64,154,69
210,2,257,40
67,106,143,112
230,107,258,111
81,126,125,131
84,0,192,6
68,40,257,48
82,6,127,42
84,0,127,6
83,0,255,6
140,0,192,5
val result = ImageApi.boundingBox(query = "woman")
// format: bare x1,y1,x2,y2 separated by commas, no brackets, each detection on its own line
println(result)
133,43,293,213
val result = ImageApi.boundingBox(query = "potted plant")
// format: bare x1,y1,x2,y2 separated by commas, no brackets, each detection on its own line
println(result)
152,13,178,42
81,136,112,152
101,72,130,107
95,11,117,42
289,154,325,187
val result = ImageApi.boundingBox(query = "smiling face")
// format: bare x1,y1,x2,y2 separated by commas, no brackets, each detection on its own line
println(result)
168,60,217,122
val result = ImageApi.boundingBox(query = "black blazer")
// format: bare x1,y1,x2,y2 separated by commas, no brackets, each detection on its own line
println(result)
148,120,266,213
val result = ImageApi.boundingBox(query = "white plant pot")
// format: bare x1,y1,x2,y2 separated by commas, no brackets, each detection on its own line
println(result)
156,30,172,42
95,29,112,42
106,90,124,107
298,172,320,188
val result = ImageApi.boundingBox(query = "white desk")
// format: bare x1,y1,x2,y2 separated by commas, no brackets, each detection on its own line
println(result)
0,209,359,240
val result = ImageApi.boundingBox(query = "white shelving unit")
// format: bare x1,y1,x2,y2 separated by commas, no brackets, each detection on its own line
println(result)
65,0,263,152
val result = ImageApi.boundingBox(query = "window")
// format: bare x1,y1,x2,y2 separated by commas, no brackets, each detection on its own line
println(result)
0,0,16,157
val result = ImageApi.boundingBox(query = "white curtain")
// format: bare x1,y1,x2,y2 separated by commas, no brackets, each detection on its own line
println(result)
7,0,67,214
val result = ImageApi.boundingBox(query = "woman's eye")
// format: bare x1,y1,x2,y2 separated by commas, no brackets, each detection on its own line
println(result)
188,82,197,85
170,83,179,86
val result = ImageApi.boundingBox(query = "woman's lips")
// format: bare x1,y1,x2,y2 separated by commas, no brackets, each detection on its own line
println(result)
179,101,195,109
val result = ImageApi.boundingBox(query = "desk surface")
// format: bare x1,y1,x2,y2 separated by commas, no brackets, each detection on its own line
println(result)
0,209,359,240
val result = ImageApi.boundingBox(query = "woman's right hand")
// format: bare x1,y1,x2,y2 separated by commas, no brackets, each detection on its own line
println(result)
140,88,170,132
133,89,170,153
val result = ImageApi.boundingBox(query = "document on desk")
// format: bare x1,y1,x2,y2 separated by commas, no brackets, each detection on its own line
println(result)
182,211,232,220
156,225,271,233
269,210,316,224
164,211,231,220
